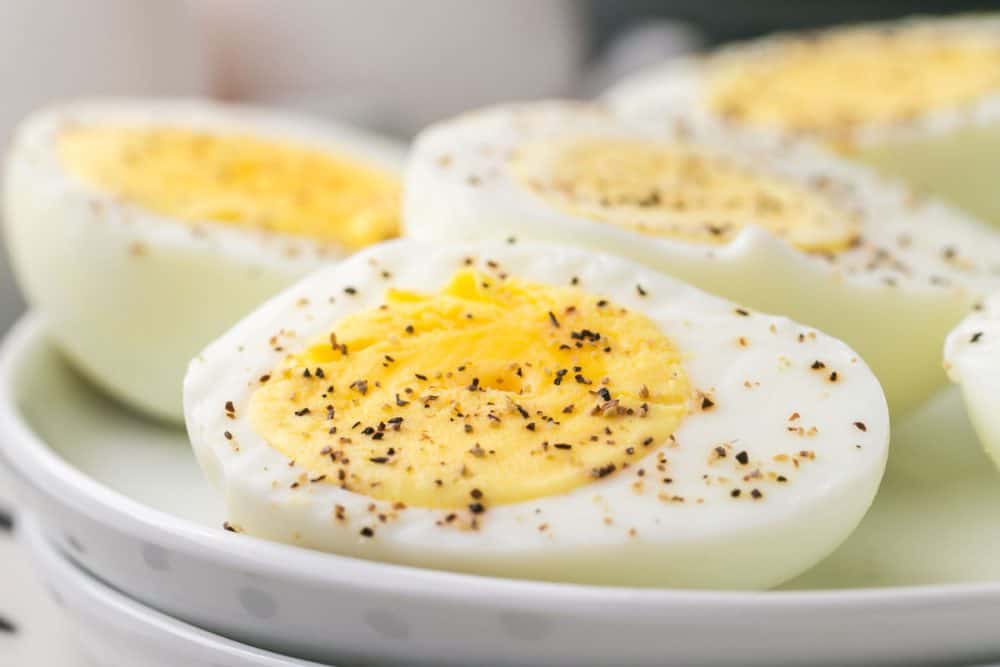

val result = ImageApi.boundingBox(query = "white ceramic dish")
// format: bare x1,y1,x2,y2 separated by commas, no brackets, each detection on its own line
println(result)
4,314,1000,666
16,512,329,667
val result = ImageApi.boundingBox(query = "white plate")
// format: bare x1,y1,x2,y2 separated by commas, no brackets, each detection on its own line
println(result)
4,313,1000,666
16,512,328,667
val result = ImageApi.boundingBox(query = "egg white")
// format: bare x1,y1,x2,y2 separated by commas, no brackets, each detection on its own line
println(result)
606,14,1000,227
3,99,406,421
184,240,889,589
944,296,1000,469
403,101,1000,416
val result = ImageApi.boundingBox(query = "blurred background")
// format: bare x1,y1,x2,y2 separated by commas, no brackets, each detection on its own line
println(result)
1,0,997,335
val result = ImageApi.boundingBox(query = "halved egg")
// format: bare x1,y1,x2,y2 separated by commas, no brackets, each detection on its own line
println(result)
944,297,1000,469
4,99,405,421
607,15,1000,227
184,240,889,589
403,101,1000,416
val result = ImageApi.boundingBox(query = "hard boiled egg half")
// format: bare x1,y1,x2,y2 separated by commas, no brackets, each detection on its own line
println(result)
404,101,1000,416
184,240,889,589
945,296,1000,470
4,99,404,421
608,15,1000,227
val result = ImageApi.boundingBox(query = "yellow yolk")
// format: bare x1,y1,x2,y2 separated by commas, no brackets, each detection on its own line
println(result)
58,125,400,249
249,270,690,510
707,30,1000,141
510,137,856,252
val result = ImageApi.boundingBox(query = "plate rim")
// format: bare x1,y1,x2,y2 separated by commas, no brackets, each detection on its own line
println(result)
16,512,329,666
3,312,999,611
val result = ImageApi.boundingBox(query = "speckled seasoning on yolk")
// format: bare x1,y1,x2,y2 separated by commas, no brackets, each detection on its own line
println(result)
248,269,691,510
57,125,400,249
707,31,1000,141
509,137,857,252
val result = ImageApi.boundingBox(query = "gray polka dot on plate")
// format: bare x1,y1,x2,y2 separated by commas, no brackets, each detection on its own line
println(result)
141,544,170,571
364,609,410,640
499,611,551,641
239,588,277,620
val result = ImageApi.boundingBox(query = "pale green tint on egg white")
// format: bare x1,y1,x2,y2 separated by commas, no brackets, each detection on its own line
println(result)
856,121,1000,227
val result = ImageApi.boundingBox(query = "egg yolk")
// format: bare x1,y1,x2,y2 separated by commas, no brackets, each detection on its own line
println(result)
249,269,690,510
707,29,1000,142
58,125,400,249
509,137,856,252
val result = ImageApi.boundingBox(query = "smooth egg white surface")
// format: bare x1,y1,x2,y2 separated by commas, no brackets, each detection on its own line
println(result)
3,99,406,421
606,15,1000,227
184,240,889,590
403,101,1000,416
945,296,1000,470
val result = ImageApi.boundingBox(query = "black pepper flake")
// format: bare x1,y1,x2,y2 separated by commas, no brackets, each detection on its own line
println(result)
224,431,233,440
548,311,560,328
395,393,409,407
750,489,763,500
597,387,612,402
294,407,311,416
592,463,616,478
344,286,357,295
829,371,838,382
468,377,480,391
735,450,750,465
259,374,271,383
597,299,608,308
405,325,415,334
315,368,325,379
701,396,715,410
224,400,236,416
636,284,647,297
369,456,389,464
223,521,239,532
469,502,486,514
730,489,741,498
470,488,483,499
811,360,826,370
554,443,572,450
360,526,375,537
515,404,530,419
415,373,428,381
350,379,369,395
853,421,867,432
971,331,984,343
735,308,750,317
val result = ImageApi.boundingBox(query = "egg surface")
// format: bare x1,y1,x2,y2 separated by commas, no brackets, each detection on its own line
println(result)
184,240,889,589
945,296,1000,470
404,102,1000,416
4,99,405,421
607,15,1000,227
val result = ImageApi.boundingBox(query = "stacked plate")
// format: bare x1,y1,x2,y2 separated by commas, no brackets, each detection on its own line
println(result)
4,312,1000,666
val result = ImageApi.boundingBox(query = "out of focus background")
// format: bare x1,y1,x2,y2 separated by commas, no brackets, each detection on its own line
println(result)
0,0,997,335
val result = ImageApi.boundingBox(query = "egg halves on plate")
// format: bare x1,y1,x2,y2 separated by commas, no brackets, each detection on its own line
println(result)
404,101,1000,416
607,15,1000,228
4,99,405,421
185,240,889,589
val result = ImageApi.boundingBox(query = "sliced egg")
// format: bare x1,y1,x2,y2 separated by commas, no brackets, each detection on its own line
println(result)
184,240,889,589
607,15,1000,227
403,101,1000,416
945,297,1000,469
4,99,405,421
